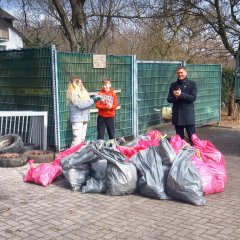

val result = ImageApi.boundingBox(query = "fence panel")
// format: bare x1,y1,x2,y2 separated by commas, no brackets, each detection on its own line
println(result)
0,46,55,146
186,64,221,125
137,62,221,135
137,61,181,134
56,52,133,150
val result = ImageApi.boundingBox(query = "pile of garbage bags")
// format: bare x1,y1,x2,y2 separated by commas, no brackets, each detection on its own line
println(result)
24,130,227,206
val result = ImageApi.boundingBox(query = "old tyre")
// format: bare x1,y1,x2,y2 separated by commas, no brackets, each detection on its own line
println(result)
0,134,24,153
24,150,55,163
0,153,28,168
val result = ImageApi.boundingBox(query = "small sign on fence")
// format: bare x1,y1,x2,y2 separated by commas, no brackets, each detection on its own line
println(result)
93,54,106,68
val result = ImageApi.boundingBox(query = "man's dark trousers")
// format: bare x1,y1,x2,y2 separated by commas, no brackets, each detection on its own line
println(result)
175,125,195,145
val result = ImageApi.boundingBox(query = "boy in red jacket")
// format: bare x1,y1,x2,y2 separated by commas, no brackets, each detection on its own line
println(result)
96,79,118,139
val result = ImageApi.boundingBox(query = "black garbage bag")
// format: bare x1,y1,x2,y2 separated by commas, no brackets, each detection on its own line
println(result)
94,147,137,195
61,143,101,191
166,147,206,206
130,146,169,200
81,177,106,193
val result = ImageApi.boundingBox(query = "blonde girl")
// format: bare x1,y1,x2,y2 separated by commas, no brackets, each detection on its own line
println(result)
67,77,101,147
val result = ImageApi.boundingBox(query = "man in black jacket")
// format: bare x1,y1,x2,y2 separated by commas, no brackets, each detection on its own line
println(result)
167,66,197,145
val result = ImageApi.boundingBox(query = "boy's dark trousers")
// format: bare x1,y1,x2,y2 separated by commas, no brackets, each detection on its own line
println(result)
97,116,115,139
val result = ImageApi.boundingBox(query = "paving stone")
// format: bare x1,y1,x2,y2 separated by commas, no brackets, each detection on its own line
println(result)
0,126,240,239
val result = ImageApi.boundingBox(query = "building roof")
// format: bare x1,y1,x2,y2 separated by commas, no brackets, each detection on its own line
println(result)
0,18,26,41
0,8,27,42
0,8,16,20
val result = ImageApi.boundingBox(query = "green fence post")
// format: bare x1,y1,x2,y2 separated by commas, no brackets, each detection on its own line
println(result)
51,44,60,152
132,55,138,138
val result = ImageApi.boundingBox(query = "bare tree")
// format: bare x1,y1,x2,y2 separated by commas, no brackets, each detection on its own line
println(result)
3,0,236,69
103,1,232,65
11,0,184,53
176,0,240,117
13,0,169,52
12,0,125,52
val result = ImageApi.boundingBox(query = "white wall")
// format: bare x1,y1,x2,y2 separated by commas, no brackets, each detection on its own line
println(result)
0,28,23,50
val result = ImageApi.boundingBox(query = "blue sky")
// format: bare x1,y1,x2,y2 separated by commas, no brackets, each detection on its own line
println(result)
0,0,21,15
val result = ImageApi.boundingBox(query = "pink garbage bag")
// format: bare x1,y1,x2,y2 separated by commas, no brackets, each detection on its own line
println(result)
116,145,139,158
24,142,86,187
170,135,189,153
170,135,217,195
117,130,162,159
191,152,214,195
146,130,163,145
192,134,227,194
24,160,62,187
54,142,86,165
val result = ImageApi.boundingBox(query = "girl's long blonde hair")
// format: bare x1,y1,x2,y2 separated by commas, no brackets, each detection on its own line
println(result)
66,77,90,104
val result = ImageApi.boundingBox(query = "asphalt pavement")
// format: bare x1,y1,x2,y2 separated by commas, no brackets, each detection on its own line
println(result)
0,125,240,240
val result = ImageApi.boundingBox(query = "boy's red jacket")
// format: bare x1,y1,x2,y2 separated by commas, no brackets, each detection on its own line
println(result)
96,88,118,117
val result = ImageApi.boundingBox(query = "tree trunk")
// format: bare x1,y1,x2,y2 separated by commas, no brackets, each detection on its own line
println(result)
228,78,235,116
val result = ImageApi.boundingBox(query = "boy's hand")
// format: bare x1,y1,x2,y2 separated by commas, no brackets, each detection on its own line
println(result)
106,102,112,109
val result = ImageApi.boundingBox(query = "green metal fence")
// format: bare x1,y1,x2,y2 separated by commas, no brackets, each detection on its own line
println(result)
0,46,55,145
56,52,133,150
186,64,221,125
0,45,221,151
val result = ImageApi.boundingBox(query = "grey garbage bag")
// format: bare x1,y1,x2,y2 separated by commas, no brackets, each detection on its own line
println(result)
159,137,176,164
64,164,90,191
158,138,176,187
94,147,137,195
91,159,107,180
166,147,206,206
106,161,137,195
81,178,106,193
81,159,108,193
61,143,101,191
61,144,100,168
94,146,126,163
130,146,169,200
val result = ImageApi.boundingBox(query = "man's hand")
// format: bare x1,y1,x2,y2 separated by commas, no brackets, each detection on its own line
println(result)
173,89,181,98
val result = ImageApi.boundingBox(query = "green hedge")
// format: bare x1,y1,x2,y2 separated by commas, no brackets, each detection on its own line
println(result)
222,68,234,107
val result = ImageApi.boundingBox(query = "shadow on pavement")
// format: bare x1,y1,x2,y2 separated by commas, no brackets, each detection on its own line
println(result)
196,125,240,157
